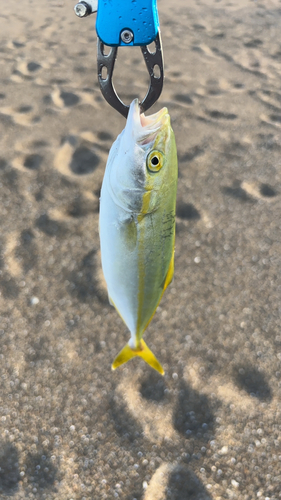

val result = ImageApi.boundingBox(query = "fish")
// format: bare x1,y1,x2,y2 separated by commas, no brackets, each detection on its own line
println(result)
99,98,178,375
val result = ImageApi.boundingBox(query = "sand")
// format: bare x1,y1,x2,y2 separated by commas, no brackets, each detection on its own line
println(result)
0,0,281,498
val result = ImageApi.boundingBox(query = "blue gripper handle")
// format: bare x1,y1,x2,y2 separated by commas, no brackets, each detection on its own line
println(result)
96,0,160,47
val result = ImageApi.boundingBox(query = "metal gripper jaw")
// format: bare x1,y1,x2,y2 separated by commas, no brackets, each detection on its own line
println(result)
74,0,164,117
97,33,164,118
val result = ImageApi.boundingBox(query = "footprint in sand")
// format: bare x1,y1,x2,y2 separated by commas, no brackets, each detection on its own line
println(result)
43,87,100,113
222,179,278,203
24,153,43,170
54,135,100,175
0,441,19,495
223,140,249,159
3,229,38,279
65,249,108,305
233,365,272,402
243,38,263,49
176,202,201,222
15,229,39,273
2,232,21,279
12,40,25,49
176,195,215,231
53,132,107,192
111,357,274,498
47,190,99,224
201,78,228,97
70,145,100,175
206,109,237,120
12,152,44,173
179,144,205,163
232,82,245,90
0,272,19,300
0,104,40,126
66,194,99,218
242,180,278,201
10,138,51,182
97,130,114,142
197,78,245,99
260,112,281,128
50,88,80,108
191,43,218,60
257,133,281,152
144,463,212,500
23,448,58,491
175,179,202,232
111,368,218,494
173,94,194,105
11,60,42,83
251,89,281,112
259,183,277,198
221,180,256,203
35,214,68,239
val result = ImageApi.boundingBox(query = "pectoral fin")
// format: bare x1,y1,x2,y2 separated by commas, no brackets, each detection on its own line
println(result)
112,339,164,375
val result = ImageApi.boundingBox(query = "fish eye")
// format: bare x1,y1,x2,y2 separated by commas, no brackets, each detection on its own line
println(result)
146,150,164,173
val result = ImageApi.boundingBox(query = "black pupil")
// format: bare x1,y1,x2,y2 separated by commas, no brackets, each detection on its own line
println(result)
151,156,159,166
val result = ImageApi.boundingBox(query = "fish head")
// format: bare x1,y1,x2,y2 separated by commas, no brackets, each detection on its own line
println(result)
108,98,177,213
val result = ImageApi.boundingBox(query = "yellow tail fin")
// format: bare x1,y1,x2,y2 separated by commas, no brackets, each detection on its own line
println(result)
112,339,164,375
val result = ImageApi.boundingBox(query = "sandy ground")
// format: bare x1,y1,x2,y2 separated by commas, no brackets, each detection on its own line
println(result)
0,0,281,498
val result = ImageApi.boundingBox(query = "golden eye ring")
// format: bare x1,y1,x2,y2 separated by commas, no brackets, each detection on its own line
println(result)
146,150,164,173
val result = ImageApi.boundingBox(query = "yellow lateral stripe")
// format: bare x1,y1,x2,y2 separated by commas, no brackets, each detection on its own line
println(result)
141,250,175,335
136,193,146,341
141,190,152,215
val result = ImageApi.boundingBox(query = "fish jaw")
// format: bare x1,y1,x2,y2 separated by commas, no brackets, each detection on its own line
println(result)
123,98,169,144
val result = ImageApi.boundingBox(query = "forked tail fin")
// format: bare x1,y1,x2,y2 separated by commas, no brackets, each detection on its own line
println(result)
112,339,164,375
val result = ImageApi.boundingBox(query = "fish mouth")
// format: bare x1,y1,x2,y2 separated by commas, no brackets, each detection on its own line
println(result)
125,98,170,145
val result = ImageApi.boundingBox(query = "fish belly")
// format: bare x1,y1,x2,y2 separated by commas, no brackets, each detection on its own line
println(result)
100,183,175,344
99,187,140,337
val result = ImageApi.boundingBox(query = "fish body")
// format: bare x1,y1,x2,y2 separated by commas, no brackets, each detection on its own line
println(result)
99,99,178,374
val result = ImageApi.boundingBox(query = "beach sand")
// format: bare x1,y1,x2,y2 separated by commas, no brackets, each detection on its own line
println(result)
0,0,281,498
